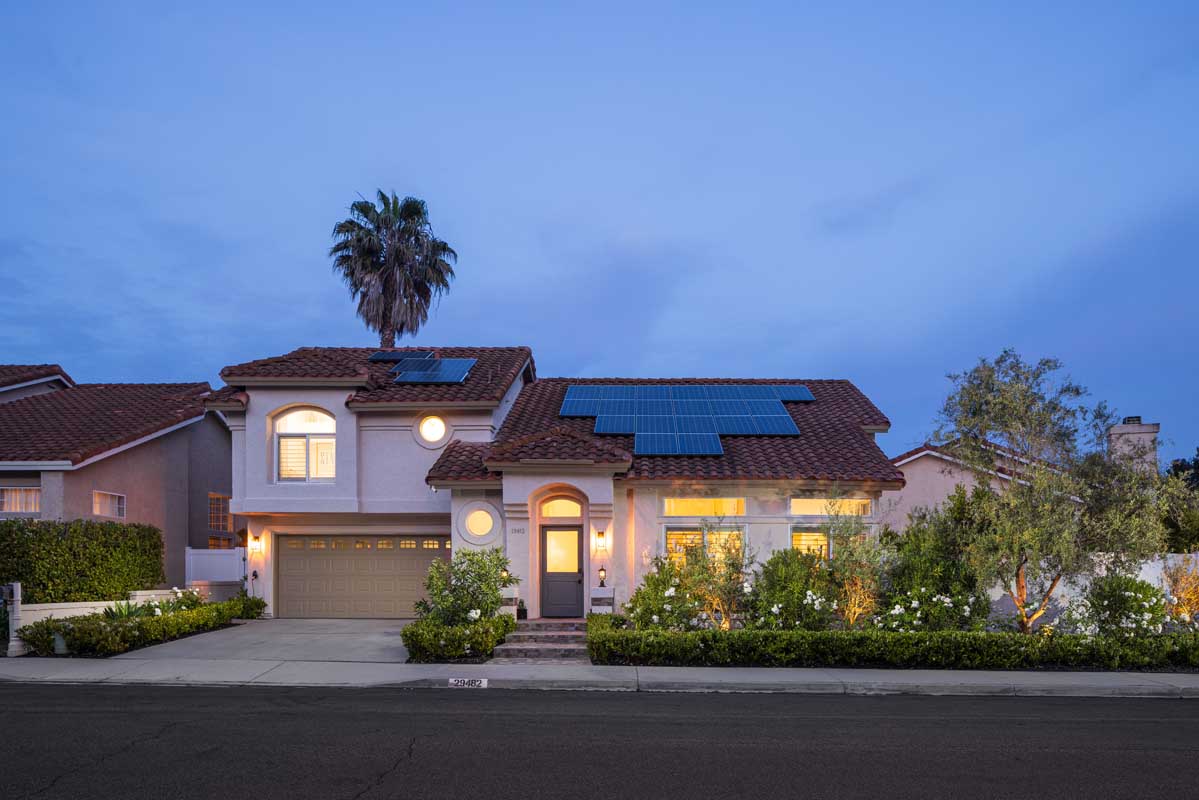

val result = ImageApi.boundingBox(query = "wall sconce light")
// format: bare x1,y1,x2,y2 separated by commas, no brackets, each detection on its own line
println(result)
249,534,263,554
595,528,607,553
500,568,510,581
598,565,607,587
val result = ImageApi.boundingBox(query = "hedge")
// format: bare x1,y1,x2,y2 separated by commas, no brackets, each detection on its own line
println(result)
401,615,517,663
0,518,164,603
585,615,1199,671
17,595,267,657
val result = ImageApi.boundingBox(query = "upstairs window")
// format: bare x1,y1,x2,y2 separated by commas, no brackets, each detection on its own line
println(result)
0,487,40,513
93,490,126,519
208,493,231,532
790,497,871,516
663,497,745,517
275,408,336,482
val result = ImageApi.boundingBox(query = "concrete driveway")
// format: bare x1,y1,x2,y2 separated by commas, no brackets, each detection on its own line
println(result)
115,619,411,663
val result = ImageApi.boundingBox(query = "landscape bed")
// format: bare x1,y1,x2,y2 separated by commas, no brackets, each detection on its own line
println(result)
585,615,1199,671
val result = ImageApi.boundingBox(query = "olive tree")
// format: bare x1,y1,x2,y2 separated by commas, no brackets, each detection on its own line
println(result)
935,349,1171,633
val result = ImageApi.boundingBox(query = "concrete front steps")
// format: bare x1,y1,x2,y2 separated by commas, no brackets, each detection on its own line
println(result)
489,618,590,664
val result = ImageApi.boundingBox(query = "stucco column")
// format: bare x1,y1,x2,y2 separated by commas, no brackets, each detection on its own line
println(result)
503,502,531,617
245,520,273,618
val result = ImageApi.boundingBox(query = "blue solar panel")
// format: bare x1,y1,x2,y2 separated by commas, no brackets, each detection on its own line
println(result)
389,357,439,373
677,433,723,454
595,415,636,434
713,416,758,435
674,399,712,416
739,385,779,399
634,385,672,399
703,385,743,399
745,399,783,415
671,385,708,400
709,399,748,416
774,385,815,402
635,415,676,434
599,399,635,416
601,385,637,399
565,385,604,400
675,415,717,434
755,415,800,434
635,399,672,415
393,358,476,384
635,433,679,454
560,398,603,417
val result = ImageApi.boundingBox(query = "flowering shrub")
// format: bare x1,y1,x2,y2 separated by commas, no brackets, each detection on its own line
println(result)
413,548,518,626
1163,555,1199,625
746,549,837,631
877,588,986,633
402,615,517,662
624,555,705,631
1056,574,1167,638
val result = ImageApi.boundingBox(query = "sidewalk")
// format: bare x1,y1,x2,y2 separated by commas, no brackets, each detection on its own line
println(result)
4,656,1199,696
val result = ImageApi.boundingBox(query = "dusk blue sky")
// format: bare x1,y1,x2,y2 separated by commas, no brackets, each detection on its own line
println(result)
2,3,1197,463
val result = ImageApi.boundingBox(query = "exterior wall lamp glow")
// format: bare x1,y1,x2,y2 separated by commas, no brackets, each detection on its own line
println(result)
249,534,263,554
594,528,607,553
598,565,607,587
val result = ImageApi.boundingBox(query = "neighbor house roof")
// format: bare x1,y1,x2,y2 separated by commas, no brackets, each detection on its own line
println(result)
891,441,1022,481
0,383,210,465
429,377,903,485
213,346,533,408
0,364,74,389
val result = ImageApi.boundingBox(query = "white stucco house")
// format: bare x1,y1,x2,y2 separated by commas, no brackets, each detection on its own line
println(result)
207,346,905,619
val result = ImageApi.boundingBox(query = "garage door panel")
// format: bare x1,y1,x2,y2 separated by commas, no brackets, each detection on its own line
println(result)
277,535,449,619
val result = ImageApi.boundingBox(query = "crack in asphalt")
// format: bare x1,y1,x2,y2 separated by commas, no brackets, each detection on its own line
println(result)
18,720,180,799
345,736,419,800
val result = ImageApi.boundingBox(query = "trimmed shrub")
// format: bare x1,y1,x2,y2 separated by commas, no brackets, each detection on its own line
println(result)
624,555,705,631
402,615,517,662
16,595,265,657
586,627,1199,671
0,518,164,603
876,587,987,633
1057,574,1167,638
746,549,837,631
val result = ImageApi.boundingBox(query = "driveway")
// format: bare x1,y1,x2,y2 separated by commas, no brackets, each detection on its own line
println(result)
114,619,411,663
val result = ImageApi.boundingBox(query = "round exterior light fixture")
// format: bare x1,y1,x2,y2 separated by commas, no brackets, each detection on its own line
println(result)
465,508,495,537
418,415,447,444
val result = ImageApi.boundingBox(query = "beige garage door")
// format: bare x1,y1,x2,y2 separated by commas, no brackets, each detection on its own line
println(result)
277,535,451,619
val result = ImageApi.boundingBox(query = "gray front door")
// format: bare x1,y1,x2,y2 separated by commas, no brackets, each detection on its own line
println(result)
540,526,583,617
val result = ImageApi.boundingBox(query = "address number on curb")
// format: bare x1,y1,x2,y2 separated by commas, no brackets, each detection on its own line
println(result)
449,678,488,689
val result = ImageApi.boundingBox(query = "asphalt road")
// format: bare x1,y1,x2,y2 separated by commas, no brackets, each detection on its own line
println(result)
3,685,1199,800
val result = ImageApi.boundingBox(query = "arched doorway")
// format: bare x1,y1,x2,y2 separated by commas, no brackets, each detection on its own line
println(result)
538,494,585,617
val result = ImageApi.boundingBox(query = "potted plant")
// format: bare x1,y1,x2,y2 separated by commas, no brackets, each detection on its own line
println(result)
517,599,527,620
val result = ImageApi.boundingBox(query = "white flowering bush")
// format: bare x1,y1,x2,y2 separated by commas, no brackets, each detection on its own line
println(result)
876,587,986,633
1054,574,1167,638
624,555,706,631
747,549,837,631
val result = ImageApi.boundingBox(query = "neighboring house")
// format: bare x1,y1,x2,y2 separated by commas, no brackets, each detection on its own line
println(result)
0,373,236,586
878,417,1160,531
0,364,74,403
209,346,904,619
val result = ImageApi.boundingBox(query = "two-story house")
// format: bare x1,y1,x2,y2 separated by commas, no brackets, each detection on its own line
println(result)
0,366,235,586
209,346,904,619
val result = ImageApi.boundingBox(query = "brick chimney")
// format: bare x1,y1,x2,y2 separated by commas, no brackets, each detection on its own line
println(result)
1107,416,1160,473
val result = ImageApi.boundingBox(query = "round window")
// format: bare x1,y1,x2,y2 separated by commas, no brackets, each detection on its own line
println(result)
465,508,495,537
418,415,447,443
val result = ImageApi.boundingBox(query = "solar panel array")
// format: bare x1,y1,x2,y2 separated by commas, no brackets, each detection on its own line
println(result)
368,351,477,384
559,384,813,455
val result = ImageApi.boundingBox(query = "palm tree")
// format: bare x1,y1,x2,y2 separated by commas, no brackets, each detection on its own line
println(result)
330,191,457,348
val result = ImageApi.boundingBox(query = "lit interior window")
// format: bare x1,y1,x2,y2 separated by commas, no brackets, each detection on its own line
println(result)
540,497,582,517
276,408,336,481
790,498,871,516
422,539,441,549
465,508,495,537
330,538,350,550
791,529,829,558
377,539,395,550
664,527,743,565
399,539,417,549
663,497,745,517
418,415,447,443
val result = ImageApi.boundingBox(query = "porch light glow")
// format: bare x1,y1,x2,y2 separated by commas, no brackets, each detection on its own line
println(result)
249,534,263,554
598,565,607,587
595,528,607,552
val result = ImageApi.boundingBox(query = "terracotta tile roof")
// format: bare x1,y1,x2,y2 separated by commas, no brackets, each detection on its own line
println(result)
0,383,210,464
484,378,903,484
204,385,249,409
426,441,493,482
485,426,632,466
217,346,532,406
891,441,1021,480
0,364,73,389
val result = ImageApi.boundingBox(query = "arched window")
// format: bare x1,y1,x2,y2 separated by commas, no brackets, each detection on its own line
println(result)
540,497,582,518
275,408,336,482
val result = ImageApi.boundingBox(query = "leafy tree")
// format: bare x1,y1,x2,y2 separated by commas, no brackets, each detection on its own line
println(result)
330,190,456,347
935,349,1170,633
1168,449,1199,490
826,502,890,628
887,485,992,608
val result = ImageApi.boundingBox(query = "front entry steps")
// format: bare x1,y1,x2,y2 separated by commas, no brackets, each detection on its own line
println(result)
489,618,590,664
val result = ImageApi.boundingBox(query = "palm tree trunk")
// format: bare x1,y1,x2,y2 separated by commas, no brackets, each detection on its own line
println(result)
379,328,395,348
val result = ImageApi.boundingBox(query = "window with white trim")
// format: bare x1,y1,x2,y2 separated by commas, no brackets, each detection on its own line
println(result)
208,493,231,532
0,487,40,513
663,497,745,517
92,490,126,519
664,526,744,565
274,408,336,482
791,527,830,558
790,497,871,516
